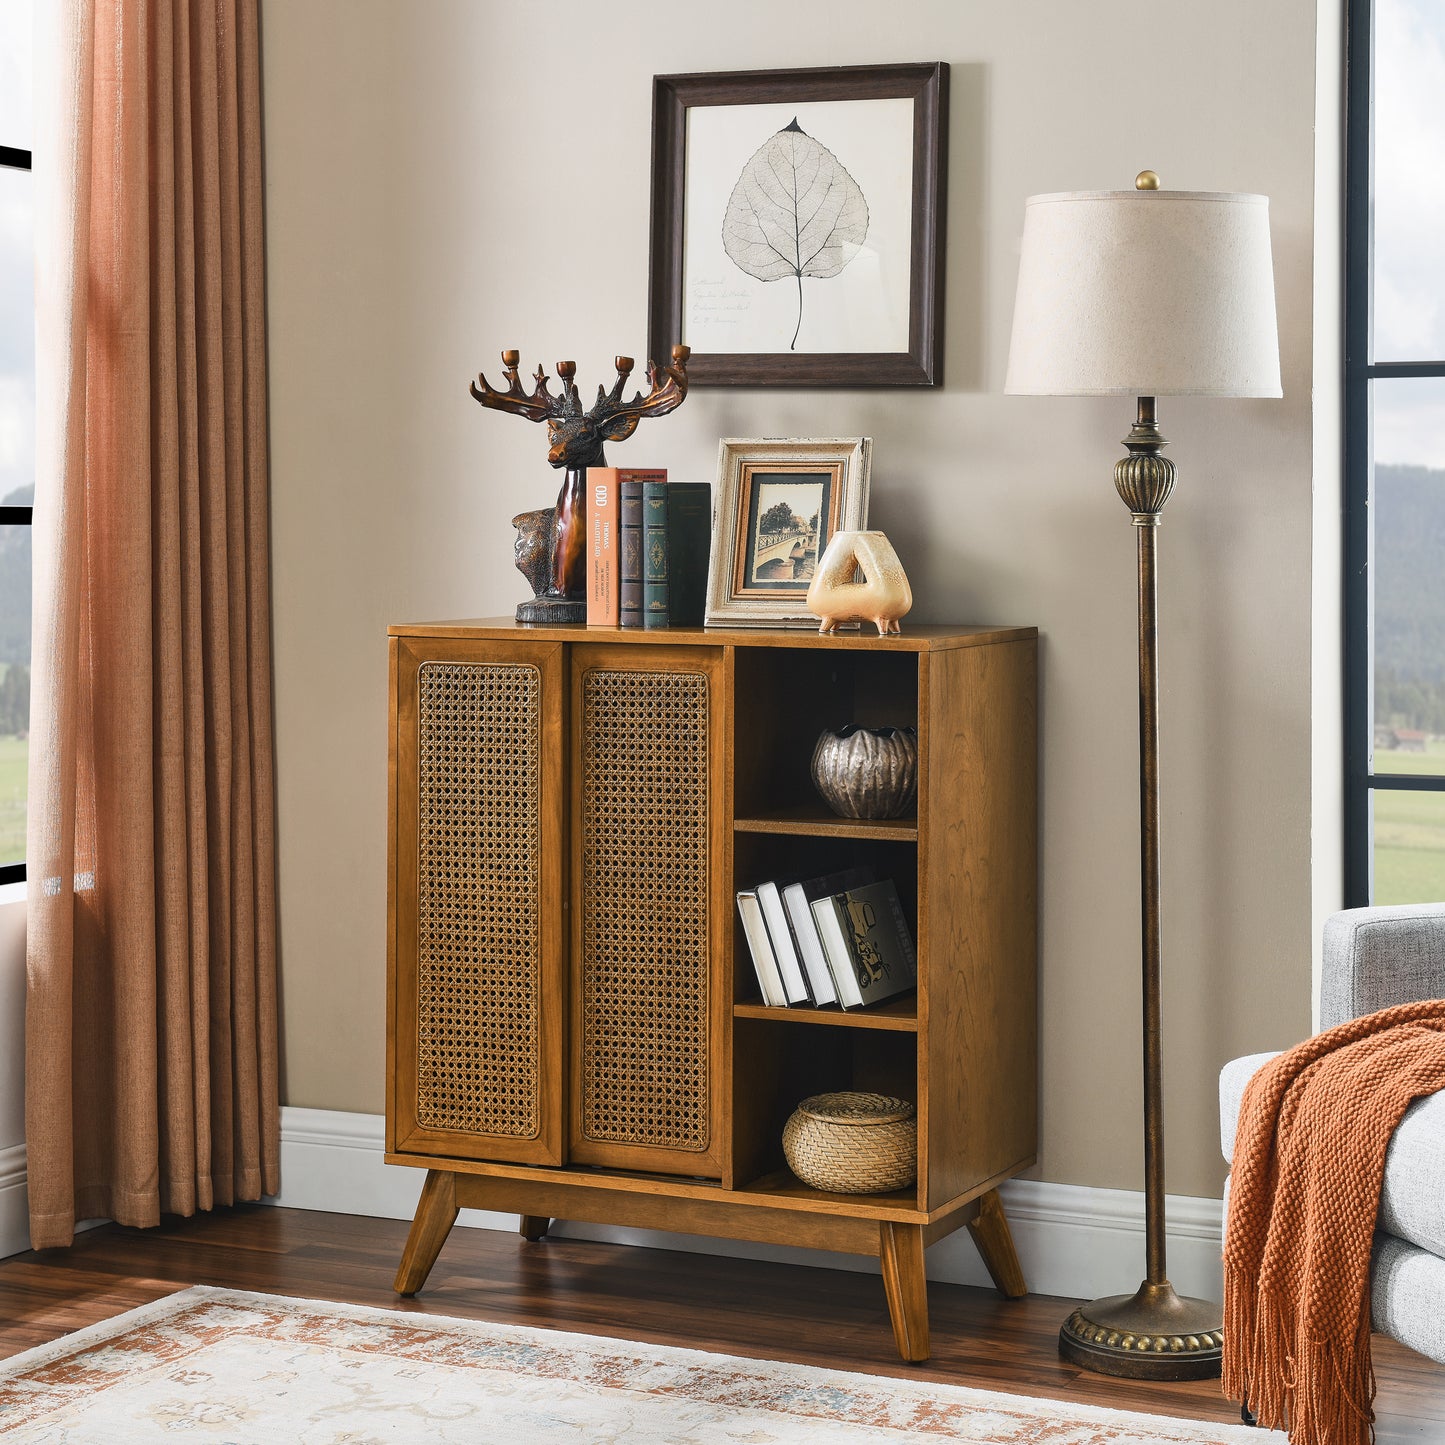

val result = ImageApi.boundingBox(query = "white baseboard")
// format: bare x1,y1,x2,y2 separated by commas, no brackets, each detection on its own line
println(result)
0,1143,29,1260
274,1107,1225,1304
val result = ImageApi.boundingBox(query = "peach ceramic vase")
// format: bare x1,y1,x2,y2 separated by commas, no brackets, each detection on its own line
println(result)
805,530,913,635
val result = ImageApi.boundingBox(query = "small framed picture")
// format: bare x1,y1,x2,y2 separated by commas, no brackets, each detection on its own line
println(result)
706,437,871,627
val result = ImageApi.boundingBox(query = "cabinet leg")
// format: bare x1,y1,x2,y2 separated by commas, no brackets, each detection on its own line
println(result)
879,1221,930,1362
519,1214,551,1242
966,1188,1027,1299
394,1170,459,1296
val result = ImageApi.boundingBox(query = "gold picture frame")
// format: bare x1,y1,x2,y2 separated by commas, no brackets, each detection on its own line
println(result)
705,437,871,627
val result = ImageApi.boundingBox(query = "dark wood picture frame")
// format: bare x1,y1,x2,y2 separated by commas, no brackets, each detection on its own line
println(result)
649,63,949,388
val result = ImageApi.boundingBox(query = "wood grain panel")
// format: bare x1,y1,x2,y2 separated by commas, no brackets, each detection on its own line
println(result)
384,1153,933,1224
390,618,1037,653
452,1175,881,1255
919,638,1038,1208
732,998,919,1032
386,638,400,1154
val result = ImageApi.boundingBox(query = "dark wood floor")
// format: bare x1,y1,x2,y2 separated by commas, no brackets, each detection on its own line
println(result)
0,1206,1440,1438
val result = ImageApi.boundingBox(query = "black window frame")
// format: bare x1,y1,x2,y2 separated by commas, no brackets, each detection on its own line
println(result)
1343,0,1445,904
0,139,31,886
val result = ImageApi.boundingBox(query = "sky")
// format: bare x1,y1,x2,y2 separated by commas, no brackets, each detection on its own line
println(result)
1372,0,1445,468
0,0,33,510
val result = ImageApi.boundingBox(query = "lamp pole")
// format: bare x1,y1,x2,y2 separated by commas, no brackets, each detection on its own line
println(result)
1123,393,1174,1293
1057,397,1225,1380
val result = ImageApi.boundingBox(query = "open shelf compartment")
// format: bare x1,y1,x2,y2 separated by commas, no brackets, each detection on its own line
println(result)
730,831,919,1009
730,646,919,820
728,1016,921,1207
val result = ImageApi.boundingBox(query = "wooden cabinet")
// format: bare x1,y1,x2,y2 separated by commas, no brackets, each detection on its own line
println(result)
387,619,1037,1361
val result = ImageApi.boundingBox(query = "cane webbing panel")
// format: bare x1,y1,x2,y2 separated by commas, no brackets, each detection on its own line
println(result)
415,661,541,1139
579,668,710,1153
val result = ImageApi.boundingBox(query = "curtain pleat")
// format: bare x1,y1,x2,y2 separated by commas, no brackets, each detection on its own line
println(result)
237,0,280,1200
27,0,280,1250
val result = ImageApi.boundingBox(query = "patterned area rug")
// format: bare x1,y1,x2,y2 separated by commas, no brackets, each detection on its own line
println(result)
0,1286,1275,1442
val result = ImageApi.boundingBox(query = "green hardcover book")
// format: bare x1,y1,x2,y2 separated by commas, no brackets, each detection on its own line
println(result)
643,479,669,629
619,480,645,629
666,482,711,627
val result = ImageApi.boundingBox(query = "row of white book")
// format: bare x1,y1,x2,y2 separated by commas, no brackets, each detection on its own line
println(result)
736,868,918,1011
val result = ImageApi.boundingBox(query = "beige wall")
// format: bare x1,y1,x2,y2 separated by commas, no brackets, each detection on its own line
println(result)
261,0,1322,1197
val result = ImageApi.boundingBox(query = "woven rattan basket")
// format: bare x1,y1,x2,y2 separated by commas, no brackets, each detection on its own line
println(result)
782,1092,918,1194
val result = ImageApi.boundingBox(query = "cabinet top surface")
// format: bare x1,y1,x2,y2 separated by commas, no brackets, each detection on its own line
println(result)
388,617,1037,651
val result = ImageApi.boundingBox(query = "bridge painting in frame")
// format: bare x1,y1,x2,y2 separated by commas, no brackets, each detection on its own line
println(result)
706,437,871,628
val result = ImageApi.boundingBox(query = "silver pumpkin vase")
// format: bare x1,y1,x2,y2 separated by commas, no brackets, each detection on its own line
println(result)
811,725,919,820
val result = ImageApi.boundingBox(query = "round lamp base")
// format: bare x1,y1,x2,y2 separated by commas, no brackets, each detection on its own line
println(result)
1059,1281,1223,1381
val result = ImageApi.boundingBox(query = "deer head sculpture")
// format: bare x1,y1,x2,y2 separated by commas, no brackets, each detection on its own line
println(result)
470,344,691,471
470,345,692,619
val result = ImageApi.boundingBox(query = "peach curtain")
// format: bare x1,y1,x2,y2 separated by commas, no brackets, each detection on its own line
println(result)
26,0,279,1249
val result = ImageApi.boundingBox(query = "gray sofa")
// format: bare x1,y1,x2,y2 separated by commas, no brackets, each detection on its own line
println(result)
1219,903,1445,1365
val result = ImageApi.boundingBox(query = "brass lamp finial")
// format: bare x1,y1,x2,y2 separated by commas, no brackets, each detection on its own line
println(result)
1135,170,1161,190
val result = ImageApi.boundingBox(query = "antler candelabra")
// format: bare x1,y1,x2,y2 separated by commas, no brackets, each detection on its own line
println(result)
471,345,691,623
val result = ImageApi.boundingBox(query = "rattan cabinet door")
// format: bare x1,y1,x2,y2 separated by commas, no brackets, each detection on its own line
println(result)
389,637,565,1165
568,644,728,1178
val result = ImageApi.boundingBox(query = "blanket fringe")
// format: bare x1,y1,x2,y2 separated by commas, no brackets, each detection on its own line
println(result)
1226,1271,1377,1445
1221,1262,1255,1406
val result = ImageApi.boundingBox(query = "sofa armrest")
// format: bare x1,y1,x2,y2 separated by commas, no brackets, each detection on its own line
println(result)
1220,1051,1281,1163
1321,904,1445,1029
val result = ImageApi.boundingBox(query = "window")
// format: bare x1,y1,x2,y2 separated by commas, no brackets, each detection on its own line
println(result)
0,0,33,885
1345,0,1445,904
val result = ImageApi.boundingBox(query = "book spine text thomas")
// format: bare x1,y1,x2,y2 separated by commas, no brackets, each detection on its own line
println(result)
586,467,619,626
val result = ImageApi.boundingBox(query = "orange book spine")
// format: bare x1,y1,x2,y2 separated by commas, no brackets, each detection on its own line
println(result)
587,467,620,626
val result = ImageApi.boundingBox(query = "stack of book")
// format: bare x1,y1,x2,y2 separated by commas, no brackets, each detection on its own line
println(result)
586,468,711,629
736,870,917,1011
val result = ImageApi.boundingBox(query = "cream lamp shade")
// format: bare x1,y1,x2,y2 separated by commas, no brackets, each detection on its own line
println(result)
1004,188,1282,398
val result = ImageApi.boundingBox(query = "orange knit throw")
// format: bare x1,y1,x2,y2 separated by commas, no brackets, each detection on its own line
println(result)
1223,998,1445,1445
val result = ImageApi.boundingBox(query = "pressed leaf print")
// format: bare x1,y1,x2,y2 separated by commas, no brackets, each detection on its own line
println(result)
721,118,870,350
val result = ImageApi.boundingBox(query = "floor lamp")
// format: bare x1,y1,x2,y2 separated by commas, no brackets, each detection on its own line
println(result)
1004,173,1281,1380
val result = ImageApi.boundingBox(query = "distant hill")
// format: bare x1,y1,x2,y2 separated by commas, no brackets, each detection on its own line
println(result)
1376,463,1445,729
0,484,31,668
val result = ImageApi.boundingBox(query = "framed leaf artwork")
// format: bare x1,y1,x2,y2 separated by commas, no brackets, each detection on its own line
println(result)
705,436,871,628
649,64,948,388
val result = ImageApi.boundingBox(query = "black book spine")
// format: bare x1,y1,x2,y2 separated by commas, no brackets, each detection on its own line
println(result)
665,482,711,627
643,481,669,629
619,481,645,628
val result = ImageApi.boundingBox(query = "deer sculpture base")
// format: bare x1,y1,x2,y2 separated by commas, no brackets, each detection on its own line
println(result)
510,465,588,625
509,500,586,624
516,595,586,624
